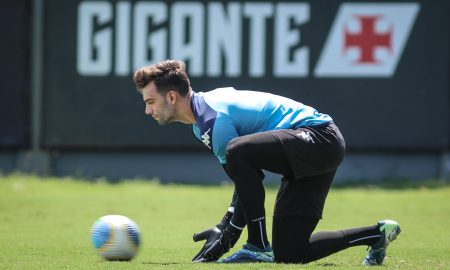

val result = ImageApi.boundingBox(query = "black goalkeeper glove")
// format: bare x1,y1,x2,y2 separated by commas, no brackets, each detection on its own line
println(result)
196,227,242,262
192,211,233,262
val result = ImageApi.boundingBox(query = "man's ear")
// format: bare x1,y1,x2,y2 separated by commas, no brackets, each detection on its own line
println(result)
167,90,177,105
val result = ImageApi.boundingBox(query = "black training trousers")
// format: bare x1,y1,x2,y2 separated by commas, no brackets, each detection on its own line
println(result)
225,123,381,263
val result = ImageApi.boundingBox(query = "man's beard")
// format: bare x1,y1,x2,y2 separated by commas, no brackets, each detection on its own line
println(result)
156,118,170,125
156,105,176,125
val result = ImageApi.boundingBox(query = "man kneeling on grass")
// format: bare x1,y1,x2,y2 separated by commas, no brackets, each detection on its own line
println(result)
133,59,401,265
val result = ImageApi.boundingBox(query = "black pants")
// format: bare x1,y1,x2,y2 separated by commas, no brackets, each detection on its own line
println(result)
226,123,381,263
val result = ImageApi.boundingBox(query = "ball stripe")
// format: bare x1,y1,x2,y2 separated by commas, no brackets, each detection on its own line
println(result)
91,220,111,249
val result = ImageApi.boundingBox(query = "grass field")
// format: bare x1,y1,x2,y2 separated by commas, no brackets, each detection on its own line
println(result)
1,174,449,269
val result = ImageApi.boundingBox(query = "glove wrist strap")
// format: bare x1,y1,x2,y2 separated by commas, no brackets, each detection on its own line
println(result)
221,227,241,250
216,211,233,230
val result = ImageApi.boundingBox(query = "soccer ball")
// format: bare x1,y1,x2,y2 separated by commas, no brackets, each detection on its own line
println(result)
91,215,140,261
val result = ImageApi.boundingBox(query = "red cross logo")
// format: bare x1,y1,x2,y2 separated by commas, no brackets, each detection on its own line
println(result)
344,16,393,64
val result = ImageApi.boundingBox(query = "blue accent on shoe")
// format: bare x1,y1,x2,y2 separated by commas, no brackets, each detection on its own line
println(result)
218,242,274,263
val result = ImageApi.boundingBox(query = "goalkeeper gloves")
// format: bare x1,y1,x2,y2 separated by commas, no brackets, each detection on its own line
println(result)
192,211,233,262
197,227,241,262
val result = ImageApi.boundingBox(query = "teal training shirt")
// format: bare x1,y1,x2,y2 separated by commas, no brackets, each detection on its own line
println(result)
190,87,332,164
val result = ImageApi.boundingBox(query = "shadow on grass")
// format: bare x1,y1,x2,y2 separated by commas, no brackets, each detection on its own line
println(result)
315,263,339,267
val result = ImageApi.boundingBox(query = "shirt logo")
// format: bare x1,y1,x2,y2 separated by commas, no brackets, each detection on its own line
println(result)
315,3,420,77
201,128,211,149
297,131,315,143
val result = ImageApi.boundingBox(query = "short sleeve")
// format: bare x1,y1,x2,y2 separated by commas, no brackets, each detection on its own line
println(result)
212,113,239,164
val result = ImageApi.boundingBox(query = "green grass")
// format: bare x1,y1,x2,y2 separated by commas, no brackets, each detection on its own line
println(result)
0,174,449,269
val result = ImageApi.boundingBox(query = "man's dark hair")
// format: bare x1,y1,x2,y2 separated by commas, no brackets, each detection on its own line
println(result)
133,60,191,97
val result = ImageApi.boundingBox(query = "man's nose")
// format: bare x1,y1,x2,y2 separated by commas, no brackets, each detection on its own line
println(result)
145,105,153,115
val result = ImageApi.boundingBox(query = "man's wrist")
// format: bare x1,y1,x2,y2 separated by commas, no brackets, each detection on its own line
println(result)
221,226,242,250
216,210,233,231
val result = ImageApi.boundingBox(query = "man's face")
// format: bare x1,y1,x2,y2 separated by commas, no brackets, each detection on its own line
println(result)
142,81,176,125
